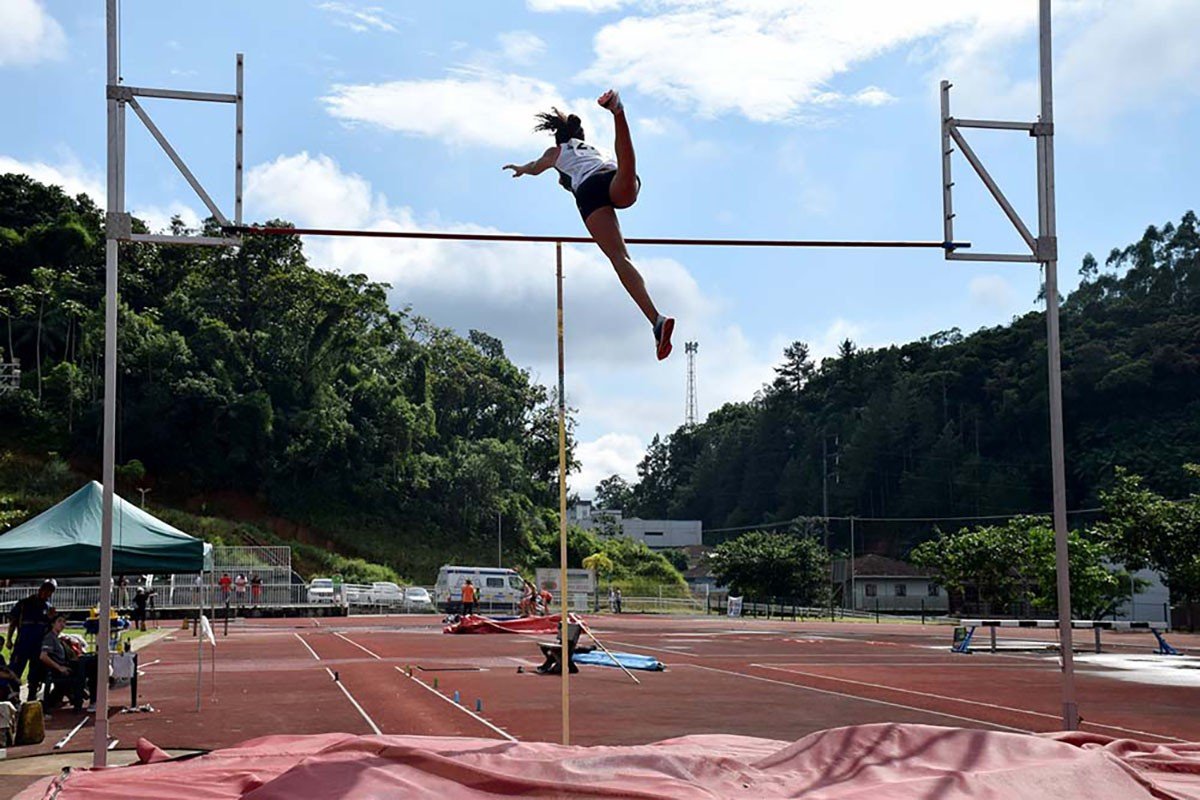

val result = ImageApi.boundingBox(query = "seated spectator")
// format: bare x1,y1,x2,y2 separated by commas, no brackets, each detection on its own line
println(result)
0,652,19,704
40,616,87,713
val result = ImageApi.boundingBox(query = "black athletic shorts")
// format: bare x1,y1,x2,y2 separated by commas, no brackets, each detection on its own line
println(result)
574,169,640,222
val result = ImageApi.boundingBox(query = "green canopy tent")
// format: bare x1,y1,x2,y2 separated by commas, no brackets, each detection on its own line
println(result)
0,481,211,577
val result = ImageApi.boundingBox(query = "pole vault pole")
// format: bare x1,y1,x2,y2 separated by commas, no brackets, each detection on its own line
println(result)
1038,0,1078,731
96,0,122,767
555,240,571,745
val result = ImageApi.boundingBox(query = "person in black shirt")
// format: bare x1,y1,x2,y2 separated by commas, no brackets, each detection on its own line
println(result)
131,587,154,632
5,580,56,699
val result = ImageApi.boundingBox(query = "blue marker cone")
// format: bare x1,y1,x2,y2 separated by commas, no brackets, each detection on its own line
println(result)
475,699,483,713
453,690,461,704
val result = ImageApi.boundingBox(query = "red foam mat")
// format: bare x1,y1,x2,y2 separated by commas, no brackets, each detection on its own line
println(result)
443,614,563,635
17,724,1200,799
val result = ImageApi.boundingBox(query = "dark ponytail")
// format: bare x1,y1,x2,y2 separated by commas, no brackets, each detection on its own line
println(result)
534,107,585,144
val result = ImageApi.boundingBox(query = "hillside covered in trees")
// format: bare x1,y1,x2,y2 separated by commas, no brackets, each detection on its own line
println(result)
0,174,574,579
608,212,1200,542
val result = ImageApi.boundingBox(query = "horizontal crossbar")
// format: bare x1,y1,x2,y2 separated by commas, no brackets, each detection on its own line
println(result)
225,225,971,250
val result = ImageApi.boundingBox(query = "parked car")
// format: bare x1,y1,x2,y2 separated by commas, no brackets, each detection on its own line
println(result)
366,582,403,605
404,586,434,612
307,578,335,604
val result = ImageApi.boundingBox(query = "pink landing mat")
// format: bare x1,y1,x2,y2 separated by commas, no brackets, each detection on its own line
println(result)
17,724,1200,799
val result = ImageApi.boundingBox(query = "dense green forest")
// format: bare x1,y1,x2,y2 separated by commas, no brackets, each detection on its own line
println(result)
608,211,1200,553
0,174,574,580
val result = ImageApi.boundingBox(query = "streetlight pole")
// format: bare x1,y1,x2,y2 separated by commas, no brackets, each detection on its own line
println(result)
497,511,502,567
137,487,151,508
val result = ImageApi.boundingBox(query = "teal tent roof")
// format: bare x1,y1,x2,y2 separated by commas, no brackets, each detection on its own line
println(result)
0,481,209,578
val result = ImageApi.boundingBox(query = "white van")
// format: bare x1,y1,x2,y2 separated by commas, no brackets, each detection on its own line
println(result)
434,566,525,613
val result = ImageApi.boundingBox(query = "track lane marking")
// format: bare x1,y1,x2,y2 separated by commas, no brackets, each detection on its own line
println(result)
752,663,1186,743
334,631,383,660
681,662,1032,734
325,666,382,735
395,667,518,742
294,632,321,661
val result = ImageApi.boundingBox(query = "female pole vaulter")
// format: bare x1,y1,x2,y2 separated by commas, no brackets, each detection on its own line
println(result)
504,90,675,360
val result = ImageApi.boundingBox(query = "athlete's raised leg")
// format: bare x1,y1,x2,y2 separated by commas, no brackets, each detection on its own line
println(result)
598,90,638,209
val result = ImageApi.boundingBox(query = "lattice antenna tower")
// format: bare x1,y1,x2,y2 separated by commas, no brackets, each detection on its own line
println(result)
685,342,698,427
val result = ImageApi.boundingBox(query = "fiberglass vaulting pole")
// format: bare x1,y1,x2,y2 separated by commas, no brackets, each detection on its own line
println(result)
1038,0,1078,731
555,241,571,745
96,0,122,767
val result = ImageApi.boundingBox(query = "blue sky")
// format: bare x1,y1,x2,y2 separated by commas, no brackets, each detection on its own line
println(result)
2,0,1199,497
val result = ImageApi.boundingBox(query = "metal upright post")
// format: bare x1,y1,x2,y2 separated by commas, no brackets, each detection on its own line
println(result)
940,81,955,248
1037,0,1077,731
96,0,123,768
235,53,243,226
556,241,570,745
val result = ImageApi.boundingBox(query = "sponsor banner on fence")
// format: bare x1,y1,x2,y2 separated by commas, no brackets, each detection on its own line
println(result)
535,568,596,595
727,596,743,618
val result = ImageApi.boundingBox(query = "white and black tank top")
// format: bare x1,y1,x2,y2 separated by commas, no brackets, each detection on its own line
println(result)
554,138,616,193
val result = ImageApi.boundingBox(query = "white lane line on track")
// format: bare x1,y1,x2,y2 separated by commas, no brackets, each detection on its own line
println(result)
396,666,518,742
294,632,321,661
752,663,1187,743
604,638,1036,734
335,631,383,660
325,666,382,735
682,662,1032,734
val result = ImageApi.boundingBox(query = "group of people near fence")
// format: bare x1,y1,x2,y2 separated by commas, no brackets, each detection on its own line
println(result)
2,579,100,714
517,579,556,617
217,572,263,607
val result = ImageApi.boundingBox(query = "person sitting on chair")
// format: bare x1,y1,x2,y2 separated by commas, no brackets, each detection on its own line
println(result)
40,615,86,712
0,652,19,705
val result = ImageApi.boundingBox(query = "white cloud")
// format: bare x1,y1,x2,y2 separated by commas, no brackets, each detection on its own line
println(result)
0,154,103,203
578,2,1034,123
497,31,546,65
1054,0,1200,132
133,202,202,235
315,2,399,34
527,0,626,12
322,69,570,150
0,0,65,67
968,274,1018,314
850,86,896,107
575,433,645,496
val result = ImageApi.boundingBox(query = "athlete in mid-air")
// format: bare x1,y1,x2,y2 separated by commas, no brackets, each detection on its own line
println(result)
503,90,674,360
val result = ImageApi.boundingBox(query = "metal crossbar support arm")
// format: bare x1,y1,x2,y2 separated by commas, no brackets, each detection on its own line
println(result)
946,125,1037,251
226,226,971,250
127,97,230,226
950,118,1036,132
126,86,238,103
947,252,1038,263
128,233,241,247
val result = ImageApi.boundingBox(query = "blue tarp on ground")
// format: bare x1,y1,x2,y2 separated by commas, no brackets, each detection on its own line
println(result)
574,651,665,671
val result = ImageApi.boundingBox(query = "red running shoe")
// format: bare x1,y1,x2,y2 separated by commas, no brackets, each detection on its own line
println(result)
654,316,675,361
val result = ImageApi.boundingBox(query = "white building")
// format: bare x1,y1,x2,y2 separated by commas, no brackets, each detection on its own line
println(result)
837,555,949,613
570,502,702,550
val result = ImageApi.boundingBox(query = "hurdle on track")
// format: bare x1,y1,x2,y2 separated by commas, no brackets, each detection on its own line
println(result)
953,620,1180,656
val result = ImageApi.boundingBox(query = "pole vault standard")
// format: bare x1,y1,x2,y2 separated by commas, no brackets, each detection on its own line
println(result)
940,0,1077,731
98,0,1072,762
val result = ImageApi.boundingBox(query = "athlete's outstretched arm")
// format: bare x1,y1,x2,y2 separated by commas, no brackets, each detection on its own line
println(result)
503,146,559,177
